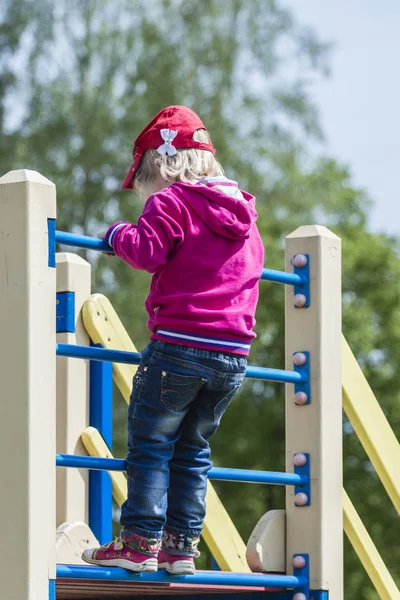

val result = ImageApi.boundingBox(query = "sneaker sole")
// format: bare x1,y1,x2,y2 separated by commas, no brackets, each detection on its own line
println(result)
158,560,195,575
82,553,158,572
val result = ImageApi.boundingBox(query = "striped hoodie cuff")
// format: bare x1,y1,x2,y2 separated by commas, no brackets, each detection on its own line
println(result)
105,221,127,249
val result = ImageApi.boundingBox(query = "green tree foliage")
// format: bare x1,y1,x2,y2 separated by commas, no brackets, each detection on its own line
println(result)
1,1,399,597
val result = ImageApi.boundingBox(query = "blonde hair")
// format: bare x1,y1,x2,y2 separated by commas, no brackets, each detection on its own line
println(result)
133,129,224,197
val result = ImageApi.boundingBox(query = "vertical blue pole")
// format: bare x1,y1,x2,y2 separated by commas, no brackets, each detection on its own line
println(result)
89,344,113,544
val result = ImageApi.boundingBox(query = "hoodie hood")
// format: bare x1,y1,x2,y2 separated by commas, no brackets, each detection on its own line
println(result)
173,177,258,240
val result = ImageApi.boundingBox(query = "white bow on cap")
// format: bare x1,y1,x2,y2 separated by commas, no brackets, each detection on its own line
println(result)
157,128,178,156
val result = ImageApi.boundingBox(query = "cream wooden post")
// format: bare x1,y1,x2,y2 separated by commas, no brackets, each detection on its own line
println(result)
0,170,56,599
285,225,343,598
56,252,91,526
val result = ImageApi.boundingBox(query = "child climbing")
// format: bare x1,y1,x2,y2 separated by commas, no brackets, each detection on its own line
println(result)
82,105,265,574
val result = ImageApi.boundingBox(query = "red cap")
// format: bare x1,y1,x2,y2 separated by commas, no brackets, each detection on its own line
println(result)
121,105,216,190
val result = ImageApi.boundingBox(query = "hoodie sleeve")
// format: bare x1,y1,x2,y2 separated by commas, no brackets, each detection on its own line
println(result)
105,193,185,273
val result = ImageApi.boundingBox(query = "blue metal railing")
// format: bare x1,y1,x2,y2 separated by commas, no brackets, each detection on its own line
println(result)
56,343,305,385
55,230,308,286
56,454,308,487
56,230,113,253
260,267,304,286
54,228,311,596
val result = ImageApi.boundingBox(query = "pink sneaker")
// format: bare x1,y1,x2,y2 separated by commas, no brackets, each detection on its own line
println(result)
82,537,158,572
158,549,195,574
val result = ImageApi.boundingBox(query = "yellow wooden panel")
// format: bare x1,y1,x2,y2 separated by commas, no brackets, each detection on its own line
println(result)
83,294,138,402
343,489,400,600
81,426,127,507
82,293,251,572
342,335,400,514
202,483,250,572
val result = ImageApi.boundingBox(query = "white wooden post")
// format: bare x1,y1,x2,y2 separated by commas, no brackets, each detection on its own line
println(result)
285,225,343,598
56,252,91,526
0,170,56,600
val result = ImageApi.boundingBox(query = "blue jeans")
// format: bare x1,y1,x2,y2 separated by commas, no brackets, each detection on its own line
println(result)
120,340,247,555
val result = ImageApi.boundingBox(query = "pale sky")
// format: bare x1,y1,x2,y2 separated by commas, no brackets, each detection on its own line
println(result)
285,0,400,236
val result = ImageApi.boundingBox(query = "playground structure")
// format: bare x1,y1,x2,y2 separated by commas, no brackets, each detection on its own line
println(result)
0,169,398,600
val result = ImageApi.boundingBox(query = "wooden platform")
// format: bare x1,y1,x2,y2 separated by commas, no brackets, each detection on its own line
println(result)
56,577,282,599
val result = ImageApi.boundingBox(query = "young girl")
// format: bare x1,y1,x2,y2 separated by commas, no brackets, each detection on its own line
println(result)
83,106,265,574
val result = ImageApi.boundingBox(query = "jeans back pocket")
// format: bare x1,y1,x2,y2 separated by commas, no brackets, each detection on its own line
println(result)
161,370,207,412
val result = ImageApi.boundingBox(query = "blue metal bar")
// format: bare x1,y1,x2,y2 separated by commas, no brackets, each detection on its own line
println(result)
48,579,56,600
56,343,304,384
56,342,141,365
209,466,305,486
261,268,305,286
55,230,308,286
89,346,113,545
293,554,310,599
56,454,307,487
56,292,75,333
245,364,302,383
55,230,113,253
56,564,307,589
57,453,126,471
293,254,310,307
48,219,56,267
293,350,311,403
294,453,311,507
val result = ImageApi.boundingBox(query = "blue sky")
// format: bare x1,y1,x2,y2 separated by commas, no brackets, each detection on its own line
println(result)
285,0,400,236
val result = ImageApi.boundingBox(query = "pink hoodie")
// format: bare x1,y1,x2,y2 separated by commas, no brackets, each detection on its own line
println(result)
105,177,265,355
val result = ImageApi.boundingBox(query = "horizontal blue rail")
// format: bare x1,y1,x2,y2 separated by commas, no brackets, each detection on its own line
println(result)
56,230,113,253
56,342,141,365
56,564,306,589
56,454,307,487
56,343,304,384
55,230,306,286
261,268,304,286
